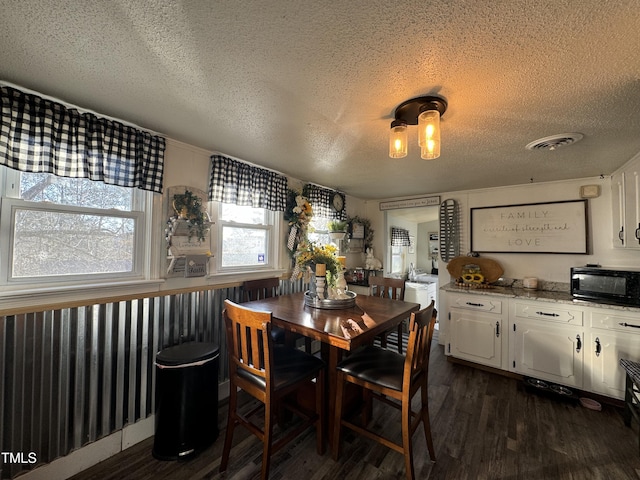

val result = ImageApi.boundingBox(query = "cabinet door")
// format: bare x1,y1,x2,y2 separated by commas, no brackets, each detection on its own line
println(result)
625,167,640,248
586,330,640,399
587,331,640,399
512,320,583,388
427,283,438,312
450,310,503,369
612,170,626,247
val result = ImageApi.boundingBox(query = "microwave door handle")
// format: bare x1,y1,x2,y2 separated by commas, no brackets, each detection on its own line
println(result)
619,322,640,329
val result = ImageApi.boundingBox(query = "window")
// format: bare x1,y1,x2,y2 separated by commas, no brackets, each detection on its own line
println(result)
308,216,330,246
214,203,278,271
391,245,405,275
0,167,148,285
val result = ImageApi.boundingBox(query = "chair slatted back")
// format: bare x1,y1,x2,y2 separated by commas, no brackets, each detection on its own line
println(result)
223,299,273,387
404,301,436,388
369,277,405,300
243,278,280,302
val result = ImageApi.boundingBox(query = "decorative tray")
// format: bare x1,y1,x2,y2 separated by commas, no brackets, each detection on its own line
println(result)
446,256,504,284
304,290,357,309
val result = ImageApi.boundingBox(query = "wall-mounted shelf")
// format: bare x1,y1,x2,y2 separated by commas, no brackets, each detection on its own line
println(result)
166,218,213,275
164,186,212,277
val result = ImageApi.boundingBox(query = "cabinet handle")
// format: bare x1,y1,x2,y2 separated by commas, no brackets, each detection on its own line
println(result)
576,334,582,353
595,337,601,357
466,302,484,307
535,311,560,317
619,322,640,329
619,226,624,244
496,321,500,337
636,224,640,243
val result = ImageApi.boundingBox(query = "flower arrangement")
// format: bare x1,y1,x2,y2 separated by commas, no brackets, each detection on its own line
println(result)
294,241,341,285
285,189,313,257
328,219,348,232
286,191,313,228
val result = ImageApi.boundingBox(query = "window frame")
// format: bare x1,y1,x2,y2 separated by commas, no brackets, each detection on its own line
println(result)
390,245,406,275
210,201,280,274
0,167,150,287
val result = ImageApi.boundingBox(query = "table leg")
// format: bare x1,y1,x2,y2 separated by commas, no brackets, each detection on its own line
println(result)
321,343,342,449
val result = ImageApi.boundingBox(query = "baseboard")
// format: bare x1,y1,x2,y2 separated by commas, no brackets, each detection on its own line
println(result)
17,419,148,480
18,380,231,480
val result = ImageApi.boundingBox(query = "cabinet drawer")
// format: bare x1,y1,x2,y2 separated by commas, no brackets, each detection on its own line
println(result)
513,302,583,326
450,295,502,314
591,310,640,333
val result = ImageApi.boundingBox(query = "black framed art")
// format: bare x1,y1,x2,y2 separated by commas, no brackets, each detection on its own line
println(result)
470,199,589,254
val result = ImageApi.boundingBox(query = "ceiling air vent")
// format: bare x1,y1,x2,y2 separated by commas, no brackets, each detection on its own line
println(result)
525,133,584,151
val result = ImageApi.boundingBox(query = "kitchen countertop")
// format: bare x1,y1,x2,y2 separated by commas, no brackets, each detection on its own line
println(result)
441,282,640,313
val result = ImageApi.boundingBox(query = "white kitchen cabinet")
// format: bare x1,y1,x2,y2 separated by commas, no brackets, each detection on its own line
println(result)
448,293,508,370
510,301,585,389
443,285,640,401
612,156,640,249
511,319,584,389
405,281,438,311
586,309,640,399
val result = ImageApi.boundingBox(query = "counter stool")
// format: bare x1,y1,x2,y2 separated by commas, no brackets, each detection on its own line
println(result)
620,358,640,455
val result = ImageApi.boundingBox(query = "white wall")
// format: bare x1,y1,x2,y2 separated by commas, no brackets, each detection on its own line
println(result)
161,139,369,284
365,175,640,285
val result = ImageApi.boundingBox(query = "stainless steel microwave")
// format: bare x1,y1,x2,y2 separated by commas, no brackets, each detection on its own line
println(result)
571,266,640,306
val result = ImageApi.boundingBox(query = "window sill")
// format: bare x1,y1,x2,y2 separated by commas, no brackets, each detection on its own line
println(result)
206,269,287,285
0,279,166,314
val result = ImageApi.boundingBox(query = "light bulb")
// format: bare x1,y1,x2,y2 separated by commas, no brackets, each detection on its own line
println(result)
418,109,440,159
389,121,408,158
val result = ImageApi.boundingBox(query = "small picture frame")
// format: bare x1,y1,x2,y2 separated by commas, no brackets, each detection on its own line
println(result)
351,222,365,239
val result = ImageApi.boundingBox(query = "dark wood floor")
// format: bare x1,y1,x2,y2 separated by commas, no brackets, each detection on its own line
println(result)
70,335,640,480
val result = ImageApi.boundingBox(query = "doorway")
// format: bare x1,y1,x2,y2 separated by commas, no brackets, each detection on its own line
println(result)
384,206,439,277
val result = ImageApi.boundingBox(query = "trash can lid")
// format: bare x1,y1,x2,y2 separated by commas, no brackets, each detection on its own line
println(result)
156,342,219,367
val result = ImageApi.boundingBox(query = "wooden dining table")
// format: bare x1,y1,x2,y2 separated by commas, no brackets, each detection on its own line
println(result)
242,291,420,446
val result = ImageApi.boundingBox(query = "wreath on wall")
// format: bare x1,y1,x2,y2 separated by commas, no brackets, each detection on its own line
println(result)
347,215,374,250
171,189,209,242
284,188,313,261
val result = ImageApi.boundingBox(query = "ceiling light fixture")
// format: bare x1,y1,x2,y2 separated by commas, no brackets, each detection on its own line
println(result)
389,95,447,160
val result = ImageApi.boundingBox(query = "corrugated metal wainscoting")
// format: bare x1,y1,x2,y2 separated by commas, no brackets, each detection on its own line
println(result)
0,279,305,479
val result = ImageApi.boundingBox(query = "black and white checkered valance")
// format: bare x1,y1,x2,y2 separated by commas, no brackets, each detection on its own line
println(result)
304,183,346,220
209,154,288,211
0,86,166,194
391,227,411,246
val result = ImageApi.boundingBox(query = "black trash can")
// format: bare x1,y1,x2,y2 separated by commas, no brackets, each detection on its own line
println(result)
153,341,219,460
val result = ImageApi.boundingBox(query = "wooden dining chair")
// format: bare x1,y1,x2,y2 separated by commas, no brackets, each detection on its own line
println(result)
243,277,313,353
369,276,407,353
243,278,285,343
220,300,326,480
332,301,437,480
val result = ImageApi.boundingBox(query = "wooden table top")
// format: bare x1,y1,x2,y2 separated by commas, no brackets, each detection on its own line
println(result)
243,292,420,351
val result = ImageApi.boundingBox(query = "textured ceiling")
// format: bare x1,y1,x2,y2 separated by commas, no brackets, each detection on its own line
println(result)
2,0,640,199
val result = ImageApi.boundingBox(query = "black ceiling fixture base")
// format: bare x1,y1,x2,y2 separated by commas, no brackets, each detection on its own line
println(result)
393,96,447,125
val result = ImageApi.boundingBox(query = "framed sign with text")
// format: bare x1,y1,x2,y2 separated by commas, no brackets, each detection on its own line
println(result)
470,199,588,254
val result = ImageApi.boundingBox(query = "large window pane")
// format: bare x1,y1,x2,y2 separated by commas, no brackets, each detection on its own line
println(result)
20,173,134,210
220,204,265,224
12,209,135,277
391,245,404,274
308,216,330,245
221,226,267,267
